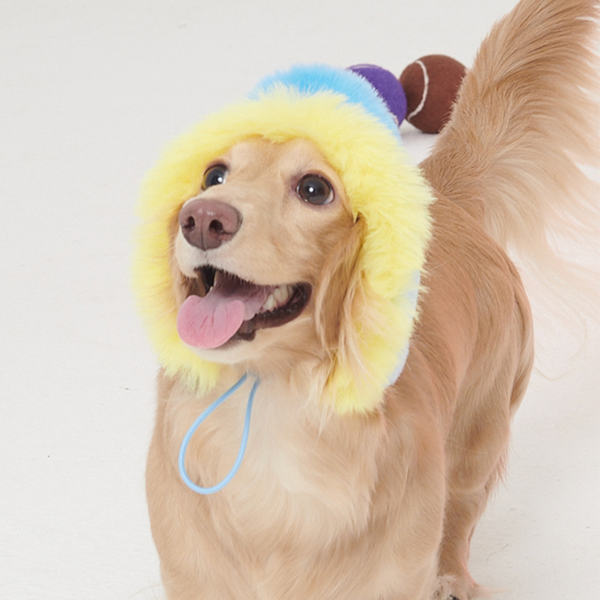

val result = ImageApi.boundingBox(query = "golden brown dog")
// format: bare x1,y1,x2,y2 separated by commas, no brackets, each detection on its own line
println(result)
141,0,599,598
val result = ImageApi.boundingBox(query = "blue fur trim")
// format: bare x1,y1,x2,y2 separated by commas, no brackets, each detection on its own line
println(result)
249,64,402,140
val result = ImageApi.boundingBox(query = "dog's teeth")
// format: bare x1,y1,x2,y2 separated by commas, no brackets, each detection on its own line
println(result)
273,286,288,305
273,287,283,304
260,285,294,313
262,294,277,312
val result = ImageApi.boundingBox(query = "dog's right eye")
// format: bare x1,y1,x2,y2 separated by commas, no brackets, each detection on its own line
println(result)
202,165,228,189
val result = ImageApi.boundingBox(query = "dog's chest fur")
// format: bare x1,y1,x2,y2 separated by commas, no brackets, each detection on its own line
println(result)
165,373,386,552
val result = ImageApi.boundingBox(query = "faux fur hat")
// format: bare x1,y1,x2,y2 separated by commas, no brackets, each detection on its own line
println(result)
133,64,434,413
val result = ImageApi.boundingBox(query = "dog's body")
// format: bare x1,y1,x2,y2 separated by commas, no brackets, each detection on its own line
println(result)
142,1,599,598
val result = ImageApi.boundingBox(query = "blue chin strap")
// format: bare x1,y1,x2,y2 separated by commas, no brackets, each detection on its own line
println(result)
178,374,260,495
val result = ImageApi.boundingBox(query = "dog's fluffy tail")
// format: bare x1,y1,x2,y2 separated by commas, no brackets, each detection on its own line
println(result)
422,0,600,321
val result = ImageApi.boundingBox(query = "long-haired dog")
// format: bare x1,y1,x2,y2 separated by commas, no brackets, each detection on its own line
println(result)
133,0,600,598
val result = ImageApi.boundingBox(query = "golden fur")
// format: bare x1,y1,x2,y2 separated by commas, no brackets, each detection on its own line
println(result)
145,1,599,598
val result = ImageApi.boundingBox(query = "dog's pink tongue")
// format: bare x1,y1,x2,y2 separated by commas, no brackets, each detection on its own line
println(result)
177,282,270,349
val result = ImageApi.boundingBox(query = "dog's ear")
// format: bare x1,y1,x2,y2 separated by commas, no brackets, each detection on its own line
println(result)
314,217,364,353
314,217,385,400
314,215,421,413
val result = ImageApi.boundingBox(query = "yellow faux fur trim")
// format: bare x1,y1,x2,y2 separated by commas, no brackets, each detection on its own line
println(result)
132,88,433,413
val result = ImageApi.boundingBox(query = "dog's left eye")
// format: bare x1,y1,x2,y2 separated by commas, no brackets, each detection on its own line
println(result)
202,165,228,189
296,175,334,205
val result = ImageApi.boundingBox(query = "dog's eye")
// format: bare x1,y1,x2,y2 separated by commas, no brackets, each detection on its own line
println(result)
296,175,334,205
202,165,228,189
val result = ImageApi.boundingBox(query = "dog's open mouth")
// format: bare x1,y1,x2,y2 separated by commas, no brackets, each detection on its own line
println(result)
177,266,312,349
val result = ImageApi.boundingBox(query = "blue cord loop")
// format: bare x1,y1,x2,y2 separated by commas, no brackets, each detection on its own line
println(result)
178,374,260,495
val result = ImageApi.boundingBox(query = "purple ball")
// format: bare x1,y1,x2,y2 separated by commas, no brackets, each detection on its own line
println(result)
348,64,407,126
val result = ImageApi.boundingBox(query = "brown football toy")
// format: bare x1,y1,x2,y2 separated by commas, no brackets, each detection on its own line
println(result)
400,54,467,133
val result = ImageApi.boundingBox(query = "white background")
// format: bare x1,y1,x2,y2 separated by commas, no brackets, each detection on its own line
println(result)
0,1,598,599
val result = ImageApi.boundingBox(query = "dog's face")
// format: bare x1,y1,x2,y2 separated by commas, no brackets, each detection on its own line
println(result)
172,137,358,367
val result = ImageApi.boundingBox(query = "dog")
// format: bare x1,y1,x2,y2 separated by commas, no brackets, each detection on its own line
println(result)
133,0,599,598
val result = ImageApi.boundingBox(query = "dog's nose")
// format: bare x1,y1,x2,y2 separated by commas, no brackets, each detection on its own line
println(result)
179,199,242,251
